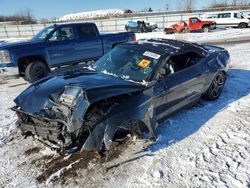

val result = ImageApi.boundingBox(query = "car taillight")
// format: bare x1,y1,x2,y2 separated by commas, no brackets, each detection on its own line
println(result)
132,34,136,41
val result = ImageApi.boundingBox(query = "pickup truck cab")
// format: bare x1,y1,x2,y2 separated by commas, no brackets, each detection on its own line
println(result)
188,17,216,32
0,22,135,82
164,17,216,34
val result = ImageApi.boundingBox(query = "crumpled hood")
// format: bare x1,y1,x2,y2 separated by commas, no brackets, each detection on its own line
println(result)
14,70,144,113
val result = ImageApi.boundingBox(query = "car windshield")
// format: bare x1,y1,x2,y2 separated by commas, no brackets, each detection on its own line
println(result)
32,26,54,41
240,12,247,18
93,45,162,82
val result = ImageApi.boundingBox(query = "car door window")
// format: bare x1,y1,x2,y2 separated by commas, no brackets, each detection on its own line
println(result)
157,51,203,79
49,26,74,42
191,18,199,23
206,14,218,19
234,13,244,19
76,25,97,38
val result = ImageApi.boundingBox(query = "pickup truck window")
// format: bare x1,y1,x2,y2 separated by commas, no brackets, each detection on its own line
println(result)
32,26,54,41
191,18,199,23
49,26,74,42
76,25,96,38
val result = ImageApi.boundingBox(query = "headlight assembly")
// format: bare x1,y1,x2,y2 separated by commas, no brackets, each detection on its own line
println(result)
0,50,11,63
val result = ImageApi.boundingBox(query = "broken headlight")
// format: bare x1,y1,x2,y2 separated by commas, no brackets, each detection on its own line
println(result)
59,86,83,107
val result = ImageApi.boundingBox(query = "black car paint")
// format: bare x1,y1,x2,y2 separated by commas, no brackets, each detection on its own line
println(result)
12,39,230,152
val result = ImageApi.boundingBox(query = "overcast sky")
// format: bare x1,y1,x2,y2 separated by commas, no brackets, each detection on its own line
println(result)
0,0,214,19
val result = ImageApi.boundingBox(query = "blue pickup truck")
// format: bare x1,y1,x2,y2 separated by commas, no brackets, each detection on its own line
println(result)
0,22,135,82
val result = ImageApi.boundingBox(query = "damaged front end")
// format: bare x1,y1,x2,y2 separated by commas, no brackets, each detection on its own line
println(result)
13,86,94,150
12,84,155,153
12,68,158,153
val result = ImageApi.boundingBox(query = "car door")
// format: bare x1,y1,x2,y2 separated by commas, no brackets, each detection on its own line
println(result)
189,18,201,30
46,26,77,66
232,12,247,26
74,24,103,61
154,51,205,122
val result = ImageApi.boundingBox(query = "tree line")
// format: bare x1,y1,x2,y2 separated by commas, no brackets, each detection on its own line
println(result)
0,9,36,24
173,0,250,12
1,1,250,24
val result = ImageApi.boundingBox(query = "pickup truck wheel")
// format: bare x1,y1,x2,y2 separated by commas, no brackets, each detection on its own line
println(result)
203,26,210,32
239,23,247,28
25,61,48,82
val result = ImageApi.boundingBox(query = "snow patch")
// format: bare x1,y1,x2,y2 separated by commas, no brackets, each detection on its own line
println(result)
58,9,126,21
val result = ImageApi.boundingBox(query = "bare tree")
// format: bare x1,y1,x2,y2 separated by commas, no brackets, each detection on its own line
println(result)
232,0,238,7
165,2,170,10
0,8,36,24
16,8,36,24
186,0,194,12
210,0,250,10
165,0,171,10
177,0,195,12
210,0,228,10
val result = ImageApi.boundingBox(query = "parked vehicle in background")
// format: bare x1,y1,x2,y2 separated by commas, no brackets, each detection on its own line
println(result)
164,17,216,34
0,22,135,82
201,11,250,28
125,20,158,33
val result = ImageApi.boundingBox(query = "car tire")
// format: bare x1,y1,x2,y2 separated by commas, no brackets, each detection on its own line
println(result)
25,61,49,82
204,72,226,100
203,26,210,32
239,23,248,28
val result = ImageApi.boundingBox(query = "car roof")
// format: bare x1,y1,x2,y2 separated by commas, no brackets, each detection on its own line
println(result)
125,38,205,56
203,11,241,14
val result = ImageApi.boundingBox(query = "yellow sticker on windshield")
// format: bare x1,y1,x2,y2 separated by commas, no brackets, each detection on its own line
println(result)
138,59,151,68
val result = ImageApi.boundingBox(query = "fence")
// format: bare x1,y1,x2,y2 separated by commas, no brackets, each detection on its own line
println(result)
1,9,250,38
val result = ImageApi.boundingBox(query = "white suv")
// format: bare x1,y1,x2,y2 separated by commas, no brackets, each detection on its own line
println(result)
201,11,250,28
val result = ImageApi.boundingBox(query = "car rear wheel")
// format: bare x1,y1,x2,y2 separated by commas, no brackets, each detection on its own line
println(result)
239,23,248,28
25,61,49,82
204,72,226,100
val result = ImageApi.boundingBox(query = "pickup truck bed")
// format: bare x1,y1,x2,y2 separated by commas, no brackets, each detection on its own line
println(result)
0,22,135,82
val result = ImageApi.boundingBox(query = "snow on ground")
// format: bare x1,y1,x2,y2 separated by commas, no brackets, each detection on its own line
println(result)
0,30,250,187
136,28,250,43
58,9,126,21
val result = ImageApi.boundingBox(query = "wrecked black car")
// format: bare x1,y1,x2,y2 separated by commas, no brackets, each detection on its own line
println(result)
12,39,230,153
125,20,158,33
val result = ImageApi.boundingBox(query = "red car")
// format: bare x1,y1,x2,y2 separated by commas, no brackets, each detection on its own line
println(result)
165,17,216,34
